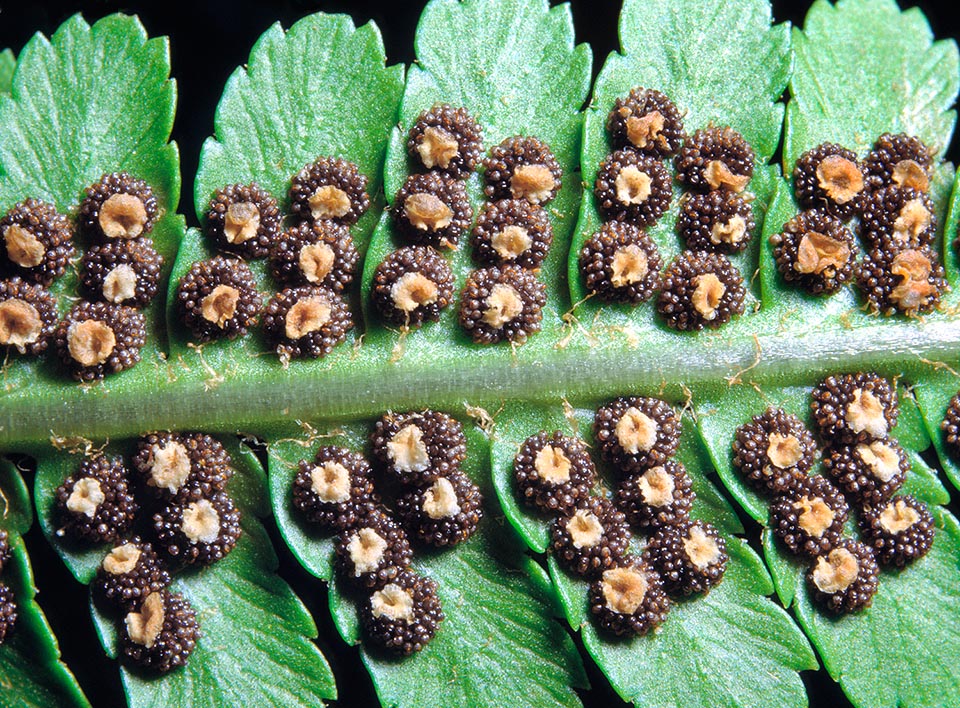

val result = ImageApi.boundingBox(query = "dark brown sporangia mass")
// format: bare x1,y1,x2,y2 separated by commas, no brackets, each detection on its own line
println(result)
513,430,596,514
176,256,262,341
372,245,455,328
0,277,58,356
80,238,164,308
458,265,546,345
205,182,282,259
770,210,856,295
733,407,818,495
262,285,353,361
579,221,662,303
394,171,473,249
606,87,685,157
55,300,147,381
675,127,755,193
677,190,755,254
0,198,74,285
289,157,370,226
483,136,562,205
408,103,483,178
79,172,159,241
472,198,553,270
793,143,865,220
269,220,358,292
657,250,746,331
594,149,673,226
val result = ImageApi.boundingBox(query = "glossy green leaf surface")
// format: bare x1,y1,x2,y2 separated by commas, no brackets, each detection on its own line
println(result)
697,382,960,708
269,416,588,708
31,438,336,708
0,460,90,708
490,402,816,707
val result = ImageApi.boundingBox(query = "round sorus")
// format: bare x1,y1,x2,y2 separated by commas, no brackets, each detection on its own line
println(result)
793,143,865,220
0,278,58,356
942,392,960,460
0,583,16,646
770,475,849,557
79,172,159,241
370,409,467,485
289,157,370,226
55,300,146,381
863,133,933,193
132,432,233,499
550,495,631,578
483,136,562,204
120,590,199,674
291,446,377,531
472,198,553,270
0,529,10,574
359,568,444,655
578,221,661,304
856,245,947,317
396,471,483,548
644,519,728,596
677,191,755,254
407,103,483,177
732,407,818,495
335,510,413,590
393,172,472,250
153,491,241,566
0,199,74,285
371,246,455,328
458,265,546,345
79,238,163,308
589,556,670,637
268,220,358,292
770,209,855,295
822,439,908,508
858,186,937,251
616,460,695,530
675,127,755,192
94,538,171,613
204,183,282,259
594,149,672,226
811,372,899,444
807,539,879,614
176,256,262,341
513,430,596,515
657,251,746,331
594,396,680,474
263,286,353,362
607,87,685,157
859,495,935,568
54,455,137,544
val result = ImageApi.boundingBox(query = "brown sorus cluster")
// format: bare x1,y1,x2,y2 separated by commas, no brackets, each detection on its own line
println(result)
79,172,159,241
80,238,164,308
863,133,933,192
589,555,670,637
132,432,234,499
607,88,685,157
54,455,138,543
94,538,171,613
811,372,899,444
822,439,909,508
458,265,546,345
807,539,880,614
393,172,473,250
644,520,728,596
657,251,746,331
336,510,414,589
0,582,17,646
616,461,695,530
407,104,483,178
678,191,755,254
205,183,282,259
513,431,596,515
176,256,262,341
472,199,553,270
0,529,9,573
119,590,200,674
579,221,662,304
372,245,455,328
770,210,855,295
793,143,865,220
593,396,681,473
292,446,377,531
359,568,444,656
0,278,58,356
483,136,562,205
858,186,936,250
153,490,241,566
395,471,483,547
0,199,74,285
550,495,631,577
858,495,935,568
675,127,755,193
770,475,849,557
856,245,946,317
269,220,358,292
371,409,467,485
55,300,146,381
732,408,818,495
942,392,960,460
262,286,353,362
290,157,370,226
594,149,672,226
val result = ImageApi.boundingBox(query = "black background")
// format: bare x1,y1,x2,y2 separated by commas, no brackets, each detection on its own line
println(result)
1,1,958,706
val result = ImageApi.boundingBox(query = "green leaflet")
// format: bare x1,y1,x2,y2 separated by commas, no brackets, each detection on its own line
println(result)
0,49,14,95
0,13,186,414
173,12,404,381
31,438,336,708
784,0,960,172
566,0,790,338
696,384,960,708
0,460,90,708
490,402,816,707
358,0,591,360
268,417,588,708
